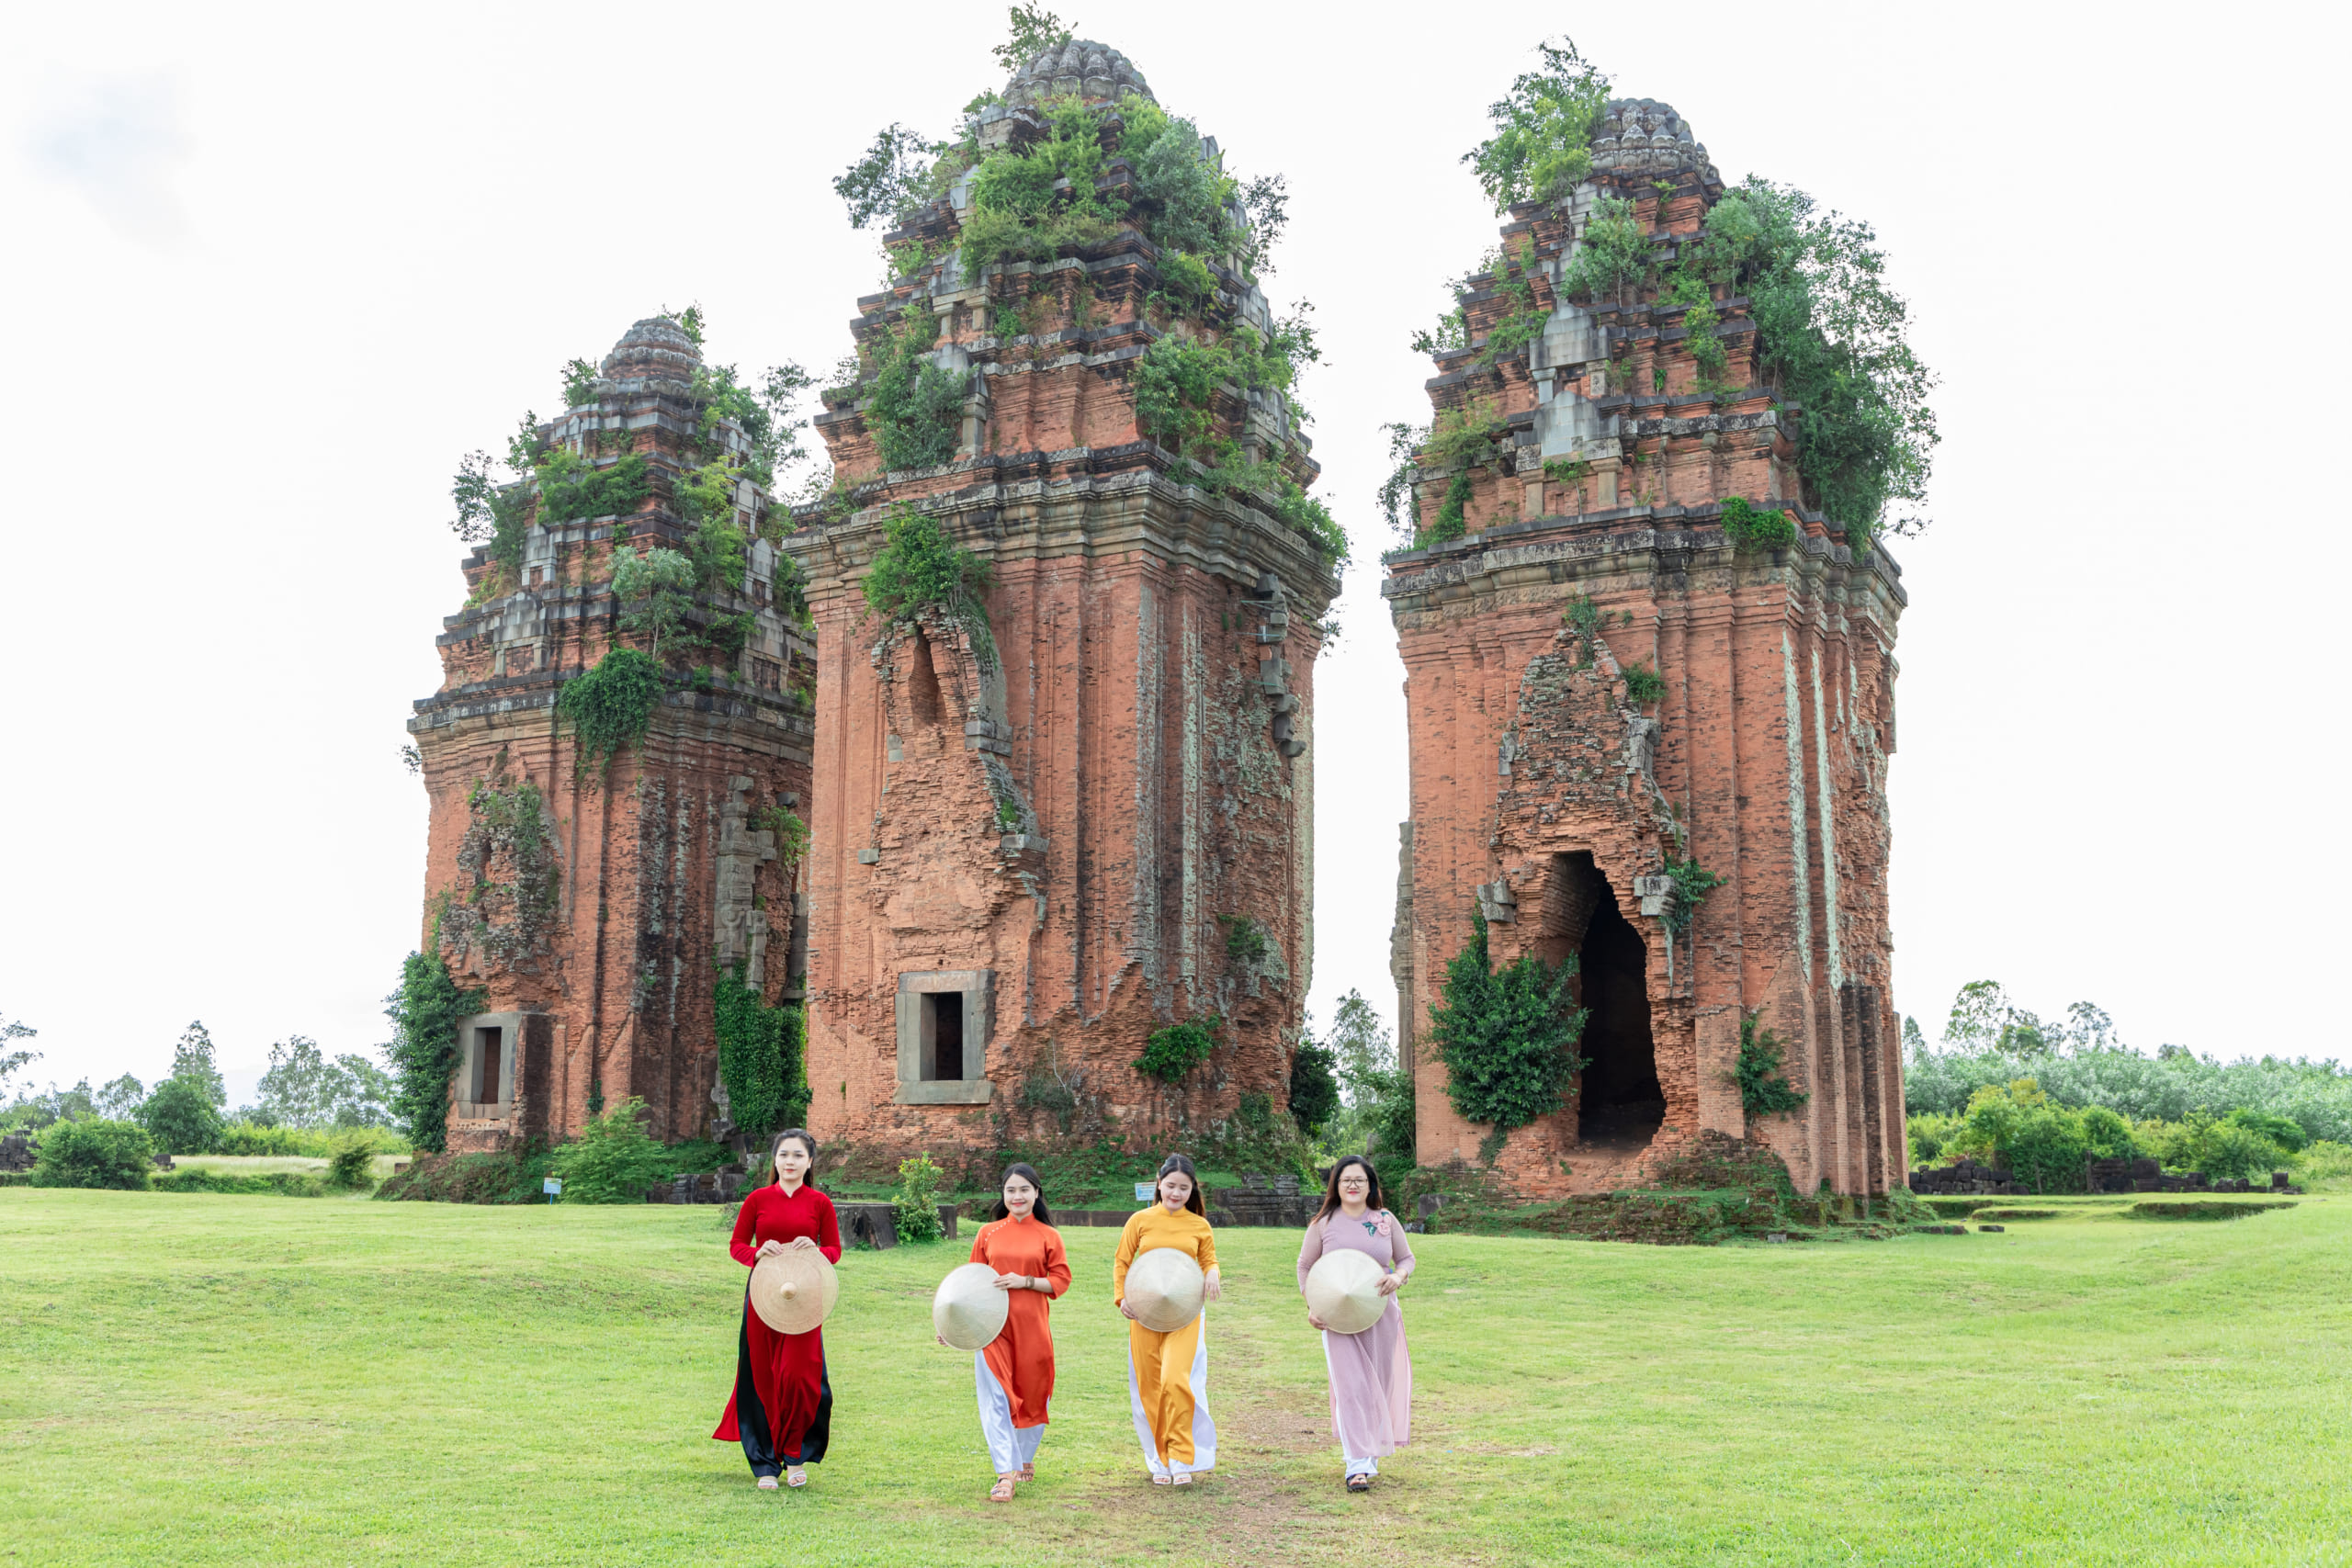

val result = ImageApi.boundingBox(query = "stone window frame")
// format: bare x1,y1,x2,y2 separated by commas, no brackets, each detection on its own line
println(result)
452,1011,526,1122
892,971,995,1105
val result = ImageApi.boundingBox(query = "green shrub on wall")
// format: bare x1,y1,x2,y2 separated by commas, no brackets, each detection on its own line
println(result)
1427,912,1588,1145
1135,1018,1220,1084
863,506,992,624
1720,495,1797,552
1734,1011,1808,1118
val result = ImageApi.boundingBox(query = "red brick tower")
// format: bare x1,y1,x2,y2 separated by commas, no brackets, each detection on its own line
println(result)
787,41,1340,1162
1386,102,1907,1196
411,317,816,1151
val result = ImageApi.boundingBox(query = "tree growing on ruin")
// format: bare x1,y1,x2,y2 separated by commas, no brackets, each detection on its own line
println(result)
1427,912,1588,1154
862,506,992,624
1464,38,1613,211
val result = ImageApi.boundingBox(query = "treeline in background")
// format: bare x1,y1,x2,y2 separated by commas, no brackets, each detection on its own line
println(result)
1901,981,2352,1192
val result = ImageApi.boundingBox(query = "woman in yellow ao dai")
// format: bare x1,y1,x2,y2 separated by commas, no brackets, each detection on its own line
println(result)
1112,1153,1222,1484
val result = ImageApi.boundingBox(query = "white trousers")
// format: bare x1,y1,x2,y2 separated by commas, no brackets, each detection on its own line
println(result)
975,1353,1045,1475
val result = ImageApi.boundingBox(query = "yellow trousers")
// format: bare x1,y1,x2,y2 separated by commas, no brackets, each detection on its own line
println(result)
1125,1314,1216,1474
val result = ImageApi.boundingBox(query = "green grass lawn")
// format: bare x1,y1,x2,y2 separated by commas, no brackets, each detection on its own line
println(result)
3,1191,2347,1567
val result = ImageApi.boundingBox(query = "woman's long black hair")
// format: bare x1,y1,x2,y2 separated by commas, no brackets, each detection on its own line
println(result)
989,1162,1055,1225
1312,1154,1384,1224
765,1128,820,1190
1156,1153,1207,1218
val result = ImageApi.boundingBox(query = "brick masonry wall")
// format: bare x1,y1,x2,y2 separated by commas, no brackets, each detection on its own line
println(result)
789,471,1334,1165
413,319,816,1151
786,90,1339,1164
1386,141,1908,1198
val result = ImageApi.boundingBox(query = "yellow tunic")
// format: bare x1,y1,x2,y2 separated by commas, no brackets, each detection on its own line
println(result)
1114,1205,1219,1474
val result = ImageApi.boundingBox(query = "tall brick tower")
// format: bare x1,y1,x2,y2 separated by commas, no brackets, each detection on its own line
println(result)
787,40,1340,1162
411,317,816,1151
1386,102,1907,1196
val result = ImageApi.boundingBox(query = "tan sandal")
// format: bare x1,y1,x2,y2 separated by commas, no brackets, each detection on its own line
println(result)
1019,1462,1035,1481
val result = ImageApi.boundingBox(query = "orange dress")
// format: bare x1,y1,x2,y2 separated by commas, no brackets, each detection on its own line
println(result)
969,1214,1071,1427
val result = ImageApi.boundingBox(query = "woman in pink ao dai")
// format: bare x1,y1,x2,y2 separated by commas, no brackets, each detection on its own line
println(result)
1295,1154,1415,1491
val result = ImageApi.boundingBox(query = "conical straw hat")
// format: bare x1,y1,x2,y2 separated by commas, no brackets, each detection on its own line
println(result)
933,1263,1011,1352
750,1247,840,1336
1124,1246,1205,1333
1304,1247,1387,1336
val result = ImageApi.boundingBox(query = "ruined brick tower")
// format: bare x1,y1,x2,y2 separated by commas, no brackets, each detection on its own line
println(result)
787,41,1340,1162
412,318,816,1152
1386,102,1906,1196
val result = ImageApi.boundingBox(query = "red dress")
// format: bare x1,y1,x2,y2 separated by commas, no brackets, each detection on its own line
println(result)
713,1181,842,1472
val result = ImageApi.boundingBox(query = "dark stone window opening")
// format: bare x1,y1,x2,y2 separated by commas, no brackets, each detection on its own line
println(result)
472,1026,505,1104
1535,852,1662,1147
924,992,965,1081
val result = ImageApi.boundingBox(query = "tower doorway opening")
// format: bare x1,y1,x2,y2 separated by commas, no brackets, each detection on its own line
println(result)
1535,852,1661,1148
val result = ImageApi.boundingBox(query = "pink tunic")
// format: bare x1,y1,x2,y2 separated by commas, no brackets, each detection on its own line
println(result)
1295,1209,1414,1459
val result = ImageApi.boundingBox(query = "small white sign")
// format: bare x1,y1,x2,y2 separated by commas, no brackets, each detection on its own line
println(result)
543,1178,563,1195
1135,1182,1156,1202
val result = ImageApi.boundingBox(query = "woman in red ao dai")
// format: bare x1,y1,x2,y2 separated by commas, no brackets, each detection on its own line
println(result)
714,1129,842,1489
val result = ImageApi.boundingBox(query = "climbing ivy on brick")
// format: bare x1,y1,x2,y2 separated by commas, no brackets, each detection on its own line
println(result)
382,952,485,1155
714,964,808,1141
1426,911,1589,1140
557,648,663,781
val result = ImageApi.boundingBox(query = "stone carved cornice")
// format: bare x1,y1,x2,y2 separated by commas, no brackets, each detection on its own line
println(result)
786,456,1341,615
1383,511,1906,626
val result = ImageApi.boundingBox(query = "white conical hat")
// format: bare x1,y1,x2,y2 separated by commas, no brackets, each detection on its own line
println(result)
1125,1246,1205,1333
933,1263,1011,1352
1305,1247,1387,1335
750,1247,840,1335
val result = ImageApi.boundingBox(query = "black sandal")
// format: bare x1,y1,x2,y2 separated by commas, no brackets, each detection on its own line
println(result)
1346,1474,1372,1493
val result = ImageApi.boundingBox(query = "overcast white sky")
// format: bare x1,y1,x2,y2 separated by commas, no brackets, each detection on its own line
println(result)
3,1,2346,1104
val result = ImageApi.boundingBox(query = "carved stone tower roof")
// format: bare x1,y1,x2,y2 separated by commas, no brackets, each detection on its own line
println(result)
1592,99,1718,183
599,316,701,383
1001,39,1153,108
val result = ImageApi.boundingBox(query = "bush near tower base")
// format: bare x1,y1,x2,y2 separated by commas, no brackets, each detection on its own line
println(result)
1427,911,1589,1143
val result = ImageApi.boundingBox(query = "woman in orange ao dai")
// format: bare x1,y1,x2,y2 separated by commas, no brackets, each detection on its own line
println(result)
1113,1153,1222,1485
957,1163,1071,1502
